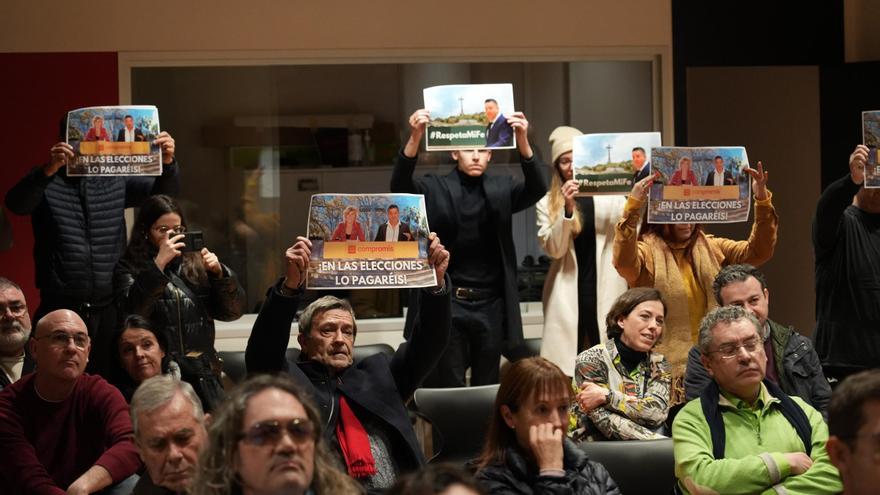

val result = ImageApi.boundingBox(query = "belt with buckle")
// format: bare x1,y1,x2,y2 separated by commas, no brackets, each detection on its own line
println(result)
453,287,497,302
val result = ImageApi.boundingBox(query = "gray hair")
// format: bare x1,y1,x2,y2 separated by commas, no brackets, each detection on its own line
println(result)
712,264,768,305
130,375,204,439
298,295,357,339
0,277,23,292
697,305,762,354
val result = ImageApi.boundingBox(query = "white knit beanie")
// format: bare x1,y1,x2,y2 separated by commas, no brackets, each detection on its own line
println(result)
548,126,583,165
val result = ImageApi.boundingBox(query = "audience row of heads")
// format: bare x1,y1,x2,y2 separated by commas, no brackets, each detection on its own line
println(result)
130,373,486,495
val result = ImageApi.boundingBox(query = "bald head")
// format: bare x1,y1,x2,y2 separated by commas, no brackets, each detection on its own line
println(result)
29,309,91,384
35,309,85,338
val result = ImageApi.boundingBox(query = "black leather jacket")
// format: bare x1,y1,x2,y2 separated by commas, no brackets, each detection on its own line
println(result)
113,258,244,357
476,438,621,495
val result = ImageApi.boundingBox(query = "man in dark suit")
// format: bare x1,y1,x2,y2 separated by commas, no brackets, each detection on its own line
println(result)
374,204,413,241
116,115,146,142
704,155,736,186
484,99,513,148
246,234,450,491
391,108,547,387
0,277,34,391
632,146,651,183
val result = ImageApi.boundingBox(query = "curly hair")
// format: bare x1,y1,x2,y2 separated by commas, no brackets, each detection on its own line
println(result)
191,374,362,495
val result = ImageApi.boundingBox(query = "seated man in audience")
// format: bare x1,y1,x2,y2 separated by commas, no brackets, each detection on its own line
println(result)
0,309,141,494
194,374,361,495
684,264,831,415
826,369,880,495
673,306,841,495
130,376,207,495
0,277,34,390
246,233,451,492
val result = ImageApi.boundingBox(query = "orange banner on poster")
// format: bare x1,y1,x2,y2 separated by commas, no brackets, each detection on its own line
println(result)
79,141,151,155
662,185,739,200
324,241,419,260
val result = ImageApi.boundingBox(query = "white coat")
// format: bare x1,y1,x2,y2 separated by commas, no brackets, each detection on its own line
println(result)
536,194,629,376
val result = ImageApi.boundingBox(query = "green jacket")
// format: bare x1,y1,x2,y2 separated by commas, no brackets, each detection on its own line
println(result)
672,383,841,494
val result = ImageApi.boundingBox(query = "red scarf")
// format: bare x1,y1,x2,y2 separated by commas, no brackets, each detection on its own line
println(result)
335,395,376,478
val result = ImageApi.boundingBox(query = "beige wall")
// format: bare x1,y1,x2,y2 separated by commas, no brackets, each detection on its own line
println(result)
686,66,821,336
1,1,671,53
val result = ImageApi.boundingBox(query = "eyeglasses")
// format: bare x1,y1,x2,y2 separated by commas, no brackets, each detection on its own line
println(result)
152,225,185,235
34,331,90,350
708,337,763,360
0,303,27,318
239,418,315,446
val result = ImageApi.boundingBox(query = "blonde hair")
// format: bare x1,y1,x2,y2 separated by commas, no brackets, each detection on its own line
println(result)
547,168,582,236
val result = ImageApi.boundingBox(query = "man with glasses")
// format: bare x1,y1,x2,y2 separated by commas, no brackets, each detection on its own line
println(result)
0,277,34,390
672,306,841,494
195,374,360,495
246,233,450,492
684,264,831,415
0,309,141,494
826,369,880,495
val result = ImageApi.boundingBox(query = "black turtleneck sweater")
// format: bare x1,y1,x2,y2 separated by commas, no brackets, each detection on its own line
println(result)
449,168,503,290
614,336,647,374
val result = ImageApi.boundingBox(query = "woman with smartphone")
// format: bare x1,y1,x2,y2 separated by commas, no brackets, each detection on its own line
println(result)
113,194,244,411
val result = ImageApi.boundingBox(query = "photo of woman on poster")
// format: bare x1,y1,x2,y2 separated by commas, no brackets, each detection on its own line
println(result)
84,114,111,142
669,156,698,186
330,205,366,241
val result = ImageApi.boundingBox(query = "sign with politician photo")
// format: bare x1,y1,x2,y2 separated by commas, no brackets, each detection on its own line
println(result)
66,105,161,176
423,83,516,151
306,193,436,289
647,146,751,224
572,132,661,195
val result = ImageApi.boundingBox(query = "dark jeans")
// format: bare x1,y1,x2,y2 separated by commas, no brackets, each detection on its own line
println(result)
424,296,504,387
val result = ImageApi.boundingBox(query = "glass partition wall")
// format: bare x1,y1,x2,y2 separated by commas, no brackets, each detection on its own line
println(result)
130,60,657,317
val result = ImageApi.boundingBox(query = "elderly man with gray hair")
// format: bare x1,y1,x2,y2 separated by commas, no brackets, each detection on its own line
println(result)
672,306,841,495
130,376,208,495
246,233,451,492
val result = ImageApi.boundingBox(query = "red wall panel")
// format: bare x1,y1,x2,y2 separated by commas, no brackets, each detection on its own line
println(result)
0,52,118,311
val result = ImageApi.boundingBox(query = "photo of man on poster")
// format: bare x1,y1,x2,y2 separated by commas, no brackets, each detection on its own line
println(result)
704,155,736,186
374,204,413,241
117,114,146,142
485,98,513,148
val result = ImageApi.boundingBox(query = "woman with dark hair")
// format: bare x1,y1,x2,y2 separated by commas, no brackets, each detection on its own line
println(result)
114,194,244,412
613,164,776,404
191,374,361,495
110,314,177,401
572,288,671,441
475,357,619,494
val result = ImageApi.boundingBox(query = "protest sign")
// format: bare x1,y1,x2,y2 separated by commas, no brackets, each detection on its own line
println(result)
572,132,661,195
862,110,880,188
66,105,161,176
306,193,437,289
647,146,751,224
423,83,516,151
